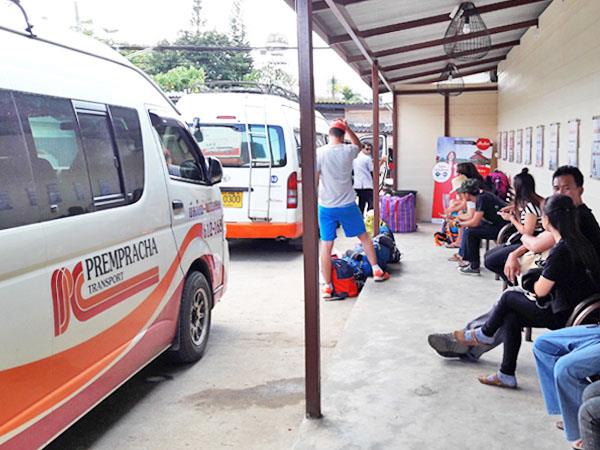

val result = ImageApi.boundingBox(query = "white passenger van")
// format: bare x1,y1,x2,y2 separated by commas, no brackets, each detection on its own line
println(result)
177,83,330,240
0,24,228,449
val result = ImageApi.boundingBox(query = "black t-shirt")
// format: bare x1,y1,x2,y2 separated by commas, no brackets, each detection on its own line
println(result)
475,192,507,225
577,204,600,261
542,240,596,313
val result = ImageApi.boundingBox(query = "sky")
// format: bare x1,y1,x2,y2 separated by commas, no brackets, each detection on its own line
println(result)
0,0,377,99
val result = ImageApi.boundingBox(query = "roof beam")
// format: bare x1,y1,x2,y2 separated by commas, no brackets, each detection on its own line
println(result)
348,18,537,62
313,0,370,12
359,39,519,76
395,86,498,95
320,0,392,92
387,56,506,83
330,0,547,44
406,65,499,84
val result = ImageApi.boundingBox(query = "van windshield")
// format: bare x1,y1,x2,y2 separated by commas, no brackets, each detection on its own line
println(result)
193,124,286,168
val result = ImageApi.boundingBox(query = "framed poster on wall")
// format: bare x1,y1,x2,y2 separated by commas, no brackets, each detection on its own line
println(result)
568,119,580,167
516,129,523,164
524,127,533,165
535,125,544,167
501,131,508,160
508,130,515,162
548,122,560,170
592,116,600,179
496,132,501,161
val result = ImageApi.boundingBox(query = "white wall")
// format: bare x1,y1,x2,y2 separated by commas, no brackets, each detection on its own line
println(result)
395,91,498,221
497,0,600,208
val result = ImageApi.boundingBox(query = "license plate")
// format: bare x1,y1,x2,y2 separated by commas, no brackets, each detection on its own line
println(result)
221,191,243,208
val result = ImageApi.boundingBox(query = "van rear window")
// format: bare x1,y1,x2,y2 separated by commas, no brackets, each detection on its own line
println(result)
193,124,286,168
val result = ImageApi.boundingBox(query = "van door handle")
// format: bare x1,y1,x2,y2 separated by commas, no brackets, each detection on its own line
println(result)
172,200,184,211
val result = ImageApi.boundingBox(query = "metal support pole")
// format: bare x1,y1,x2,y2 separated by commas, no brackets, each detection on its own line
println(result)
392,92,398,190
444,94,450,137
296,0,322,420
372,62,380,236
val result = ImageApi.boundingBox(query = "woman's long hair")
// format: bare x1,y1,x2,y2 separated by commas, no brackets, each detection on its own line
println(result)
513,168,542,213
544,195,600,282
456,162,483,181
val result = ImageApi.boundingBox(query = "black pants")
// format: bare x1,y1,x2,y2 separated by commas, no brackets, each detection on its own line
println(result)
460,223,504,269
484,242,522,283
355,189,373,215
481,290,570,376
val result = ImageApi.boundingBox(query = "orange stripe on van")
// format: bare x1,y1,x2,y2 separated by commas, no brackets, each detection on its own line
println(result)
226,222,303,239
0,224,203,439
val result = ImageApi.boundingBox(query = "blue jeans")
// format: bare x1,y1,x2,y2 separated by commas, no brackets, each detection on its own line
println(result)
459,222,503,269
533,325,600,441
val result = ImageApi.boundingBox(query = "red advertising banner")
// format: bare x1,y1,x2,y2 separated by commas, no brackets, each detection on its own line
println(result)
431,136,493,221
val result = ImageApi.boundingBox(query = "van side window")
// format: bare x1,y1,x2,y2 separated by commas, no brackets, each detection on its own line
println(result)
0,90,39,230
14,92,93,221
294,128,302,166
150,112,206,183
110,106,144,202
77,112,124,203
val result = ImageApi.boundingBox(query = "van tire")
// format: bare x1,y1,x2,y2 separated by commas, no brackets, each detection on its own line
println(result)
171,271,212,364
289,237,303,251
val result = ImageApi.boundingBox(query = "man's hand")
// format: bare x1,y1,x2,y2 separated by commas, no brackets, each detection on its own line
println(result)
504,252,521,283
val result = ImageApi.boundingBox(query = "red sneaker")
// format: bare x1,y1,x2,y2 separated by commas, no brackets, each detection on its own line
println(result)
321,284,333,298
373,269,390,282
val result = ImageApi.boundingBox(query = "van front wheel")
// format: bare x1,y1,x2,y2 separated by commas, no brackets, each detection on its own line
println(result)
172,271,212,364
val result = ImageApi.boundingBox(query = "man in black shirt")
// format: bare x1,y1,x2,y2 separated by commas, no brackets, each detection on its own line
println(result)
455,179,508,275
429,166,600,359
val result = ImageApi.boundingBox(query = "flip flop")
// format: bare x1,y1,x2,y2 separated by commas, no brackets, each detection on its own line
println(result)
556,420,564,431
477,373,517,389
572,439,583,450
448,254,462,262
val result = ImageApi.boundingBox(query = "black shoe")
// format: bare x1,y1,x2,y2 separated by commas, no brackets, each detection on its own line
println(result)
458,265,480,276
427,333,469,358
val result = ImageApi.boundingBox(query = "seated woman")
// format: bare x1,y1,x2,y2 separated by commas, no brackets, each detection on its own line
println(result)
453,194,600,388
484,168,545,282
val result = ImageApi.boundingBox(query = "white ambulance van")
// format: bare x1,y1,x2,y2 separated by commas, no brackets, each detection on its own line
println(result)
177,83,330,240
0,24,228,449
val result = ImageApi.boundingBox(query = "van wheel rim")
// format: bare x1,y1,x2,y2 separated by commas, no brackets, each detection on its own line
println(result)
190,288,207,346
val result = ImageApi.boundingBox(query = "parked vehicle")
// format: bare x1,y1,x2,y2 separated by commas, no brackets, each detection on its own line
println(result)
177,82,330,240
0,24,228,449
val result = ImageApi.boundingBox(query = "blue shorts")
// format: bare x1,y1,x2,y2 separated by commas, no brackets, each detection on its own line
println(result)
318,202,366,241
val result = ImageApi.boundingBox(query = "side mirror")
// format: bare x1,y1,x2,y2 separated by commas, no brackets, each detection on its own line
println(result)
206,157,223,185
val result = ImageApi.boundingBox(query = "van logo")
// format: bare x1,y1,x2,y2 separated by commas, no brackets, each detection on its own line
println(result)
271,175,278,184
223,174,231,182
51,238,160,336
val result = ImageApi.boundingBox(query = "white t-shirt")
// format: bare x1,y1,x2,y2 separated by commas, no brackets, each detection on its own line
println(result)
352,151,374,189
316,143,360,207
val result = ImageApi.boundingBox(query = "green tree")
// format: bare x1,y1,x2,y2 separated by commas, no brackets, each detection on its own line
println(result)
341,86,363,103
153,66,205,92
246,62,296,91
190,0,205,36
228,0,253,80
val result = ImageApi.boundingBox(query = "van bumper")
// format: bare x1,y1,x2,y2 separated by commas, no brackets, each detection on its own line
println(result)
226,222,303,239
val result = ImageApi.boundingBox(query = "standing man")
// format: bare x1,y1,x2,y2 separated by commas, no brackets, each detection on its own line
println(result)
353,142,375,215
353,142,388,216
317,120,390,299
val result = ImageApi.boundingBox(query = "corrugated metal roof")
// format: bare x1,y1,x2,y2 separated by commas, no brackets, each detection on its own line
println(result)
283,0,553,91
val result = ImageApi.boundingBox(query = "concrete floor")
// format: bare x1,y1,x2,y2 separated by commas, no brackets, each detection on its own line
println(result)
47,237,357,450
294,223,567,450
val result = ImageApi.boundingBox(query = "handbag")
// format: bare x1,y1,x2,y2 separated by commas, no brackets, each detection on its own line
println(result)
520,265,552,309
